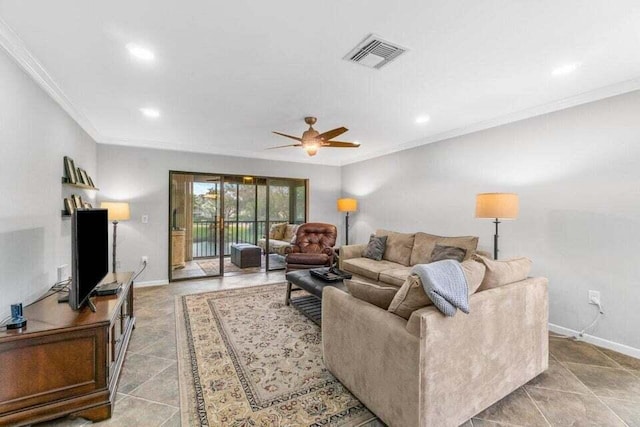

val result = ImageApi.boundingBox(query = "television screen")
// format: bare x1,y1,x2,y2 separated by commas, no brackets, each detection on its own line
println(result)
70,209,108,310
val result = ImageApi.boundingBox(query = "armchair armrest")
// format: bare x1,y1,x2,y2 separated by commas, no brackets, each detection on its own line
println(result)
285,244,301,255
322,247,335,265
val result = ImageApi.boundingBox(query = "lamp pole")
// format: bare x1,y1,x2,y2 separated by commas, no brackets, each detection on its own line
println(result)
112,220,119,273
345,211,350,246
493,218,500,260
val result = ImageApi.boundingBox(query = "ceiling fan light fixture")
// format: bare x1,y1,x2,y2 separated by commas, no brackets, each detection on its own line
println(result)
304,142,320,156
270,116,359,155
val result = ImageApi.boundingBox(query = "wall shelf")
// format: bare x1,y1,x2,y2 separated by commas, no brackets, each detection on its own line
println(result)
62,164,99,217
61,177,99,191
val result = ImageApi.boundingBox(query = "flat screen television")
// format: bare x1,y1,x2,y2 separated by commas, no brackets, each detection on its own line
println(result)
69,209,109,310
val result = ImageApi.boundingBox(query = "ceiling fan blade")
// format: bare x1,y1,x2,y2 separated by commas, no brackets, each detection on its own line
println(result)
317,127,348,141
323,141,361,148
267,143,302,150
272,131,302,141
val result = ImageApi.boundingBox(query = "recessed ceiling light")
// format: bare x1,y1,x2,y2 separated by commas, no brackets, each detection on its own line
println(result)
552,62,581,76
126,43,155,61
415,115,430,124
140,108,160,118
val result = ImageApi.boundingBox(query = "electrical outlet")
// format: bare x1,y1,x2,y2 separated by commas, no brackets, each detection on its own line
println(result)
57,264,68,282
141,215,149,224
588,290,601,305
141,256,148,264
116,260,121,270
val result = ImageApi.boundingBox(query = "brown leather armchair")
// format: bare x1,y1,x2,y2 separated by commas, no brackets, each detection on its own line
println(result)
285,222,337,272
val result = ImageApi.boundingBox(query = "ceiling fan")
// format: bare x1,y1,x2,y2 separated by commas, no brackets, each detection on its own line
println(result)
270,117,360,156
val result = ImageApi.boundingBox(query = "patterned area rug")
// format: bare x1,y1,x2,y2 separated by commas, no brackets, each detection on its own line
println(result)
196,254,286,276
175,283,377,426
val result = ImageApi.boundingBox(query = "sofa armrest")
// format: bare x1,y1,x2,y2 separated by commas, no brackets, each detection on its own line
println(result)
416,277,549,426
338,244,367,269
322,287,420,427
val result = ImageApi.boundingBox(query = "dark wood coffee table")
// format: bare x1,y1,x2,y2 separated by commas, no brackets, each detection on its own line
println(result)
285,269,348,325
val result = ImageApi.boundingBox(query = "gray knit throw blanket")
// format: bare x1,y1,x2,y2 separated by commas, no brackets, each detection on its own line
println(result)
411,260,469,316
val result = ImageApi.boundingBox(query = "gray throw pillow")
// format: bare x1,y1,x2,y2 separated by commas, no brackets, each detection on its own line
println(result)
430,244,467,263
362,234,387,261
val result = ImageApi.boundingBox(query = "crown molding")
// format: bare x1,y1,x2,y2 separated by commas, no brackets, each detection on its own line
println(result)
2,15,639,168
0,16,102,142
101,136,344,167
339,77,640,166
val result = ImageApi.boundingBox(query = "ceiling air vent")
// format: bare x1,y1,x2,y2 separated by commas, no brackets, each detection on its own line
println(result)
344,34,407,70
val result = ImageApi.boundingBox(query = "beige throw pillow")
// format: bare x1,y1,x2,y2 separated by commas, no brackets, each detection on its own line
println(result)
375,229,415,266
388,260,486,319
283,224,299,242
268,222,287,240
474,255,532,291
345,279,399,310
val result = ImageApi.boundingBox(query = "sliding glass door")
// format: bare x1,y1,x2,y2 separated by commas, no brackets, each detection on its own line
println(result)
170,172,224,280
265,178,307,271
169,172,307,281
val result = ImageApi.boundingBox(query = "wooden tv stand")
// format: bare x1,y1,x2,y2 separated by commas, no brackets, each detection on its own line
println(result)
0,272,135,425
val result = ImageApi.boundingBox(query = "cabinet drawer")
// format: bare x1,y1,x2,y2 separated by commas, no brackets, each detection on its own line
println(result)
0,327,107,415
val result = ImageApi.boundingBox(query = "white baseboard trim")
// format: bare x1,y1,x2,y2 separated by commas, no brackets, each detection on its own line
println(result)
135,279,169,288
549,323,640,359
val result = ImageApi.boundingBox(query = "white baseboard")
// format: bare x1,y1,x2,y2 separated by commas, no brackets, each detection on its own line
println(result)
135,279,169,288
549,323,640,359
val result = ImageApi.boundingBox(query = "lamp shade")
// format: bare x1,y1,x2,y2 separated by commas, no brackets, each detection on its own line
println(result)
337,198,357,212
475,193,519,219
100,202,131,221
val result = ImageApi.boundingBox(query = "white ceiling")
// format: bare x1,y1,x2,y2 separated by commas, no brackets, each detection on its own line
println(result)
1,0,640,166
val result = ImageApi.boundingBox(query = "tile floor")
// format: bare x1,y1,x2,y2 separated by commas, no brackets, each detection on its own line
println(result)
36,272,640,427
171,254,285,280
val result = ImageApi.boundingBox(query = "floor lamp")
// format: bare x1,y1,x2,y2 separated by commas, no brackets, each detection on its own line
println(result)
475,193,518,260
100,202,131,273
337,198,357,245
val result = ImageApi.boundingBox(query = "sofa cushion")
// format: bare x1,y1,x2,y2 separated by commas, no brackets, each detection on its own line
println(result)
283,224,299,242
342,257,405,281
362,234,387,261
475,255,532,291
464,260,487,294
345,279,399,309
388,260,486,319
268,222,287,240
257,238,292,255
387,275,427,319
376,229,415,266
430,244,467,263
379,266,413,287
410,232,479,265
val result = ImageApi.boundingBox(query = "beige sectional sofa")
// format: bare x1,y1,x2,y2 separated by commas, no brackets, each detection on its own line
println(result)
339,229,480,287
326,229,549,426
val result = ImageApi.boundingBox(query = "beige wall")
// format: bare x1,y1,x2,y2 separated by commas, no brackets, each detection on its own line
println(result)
342,90,640,351
0,48,97,317
97,144,342,283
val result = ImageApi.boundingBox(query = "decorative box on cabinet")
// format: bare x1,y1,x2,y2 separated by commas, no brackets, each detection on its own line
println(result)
0,272,135,426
